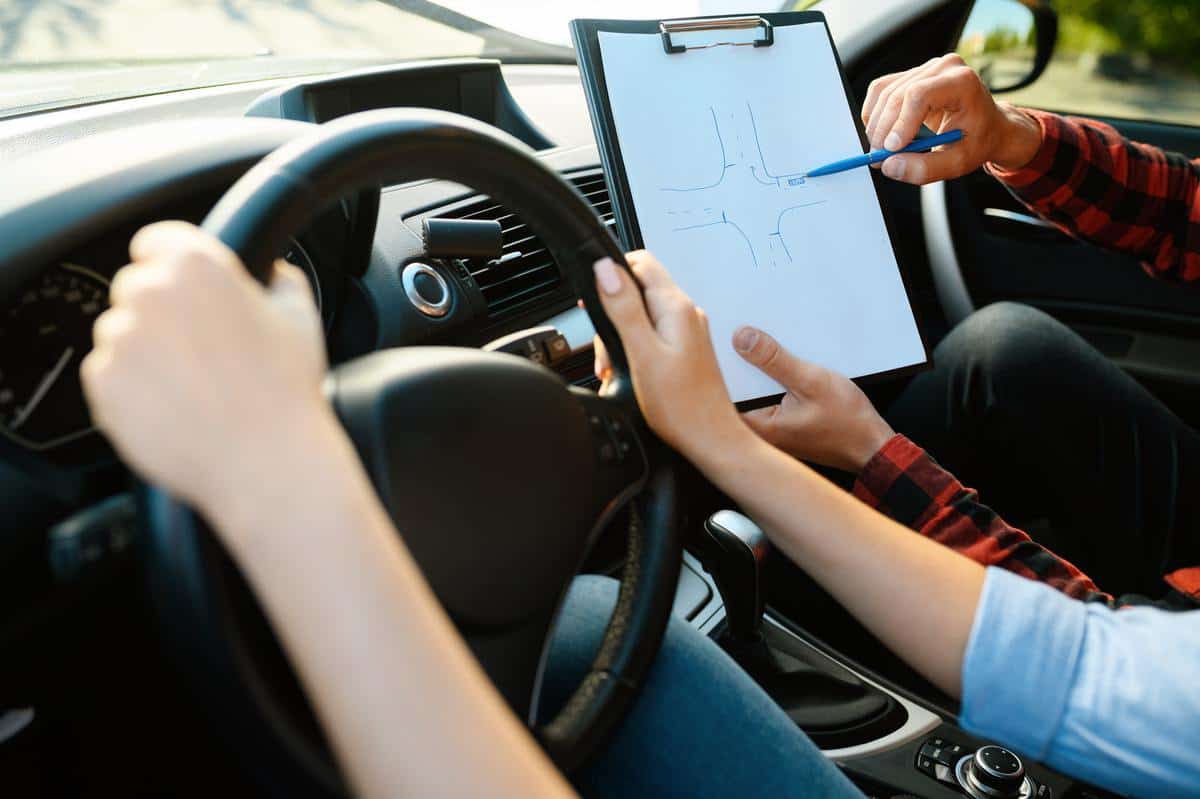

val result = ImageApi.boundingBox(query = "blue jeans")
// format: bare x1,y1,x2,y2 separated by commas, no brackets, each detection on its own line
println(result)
541,576,864,799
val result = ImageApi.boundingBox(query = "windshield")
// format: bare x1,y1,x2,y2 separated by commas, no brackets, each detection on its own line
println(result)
0,1,807,119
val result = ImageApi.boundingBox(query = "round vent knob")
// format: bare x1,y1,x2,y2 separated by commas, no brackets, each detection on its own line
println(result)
401,262,451,318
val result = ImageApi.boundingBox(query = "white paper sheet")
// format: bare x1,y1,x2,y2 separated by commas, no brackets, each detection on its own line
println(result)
598,23,926,403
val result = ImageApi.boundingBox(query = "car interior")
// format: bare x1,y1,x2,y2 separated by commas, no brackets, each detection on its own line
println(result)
1,0,1196,797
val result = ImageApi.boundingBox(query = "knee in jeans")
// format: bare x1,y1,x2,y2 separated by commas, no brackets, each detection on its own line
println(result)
937,301,1077,385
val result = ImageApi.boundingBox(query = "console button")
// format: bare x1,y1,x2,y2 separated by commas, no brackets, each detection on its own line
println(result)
412,271,445,305
957,745,1034,799
401,262,451,318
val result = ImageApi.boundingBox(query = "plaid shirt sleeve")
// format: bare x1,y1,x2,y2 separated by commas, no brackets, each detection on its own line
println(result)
984,108,1200,283
853,434,1113,604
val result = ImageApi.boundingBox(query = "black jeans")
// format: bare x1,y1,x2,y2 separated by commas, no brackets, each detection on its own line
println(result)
885,302,1200,602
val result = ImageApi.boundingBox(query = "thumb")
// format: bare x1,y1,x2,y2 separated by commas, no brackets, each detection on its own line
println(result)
741,405,780,438
733,326,821,394
880,146,970,185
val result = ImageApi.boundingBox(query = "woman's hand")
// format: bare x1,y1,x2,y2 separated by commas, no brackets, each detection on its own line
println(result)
591,251,748,468
861,53,1042,185
733,327,894,472
82,221,334,527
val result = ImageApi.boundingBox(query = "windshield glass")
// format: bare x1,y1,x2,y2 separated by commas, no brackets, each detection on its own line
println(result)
0,1,808,119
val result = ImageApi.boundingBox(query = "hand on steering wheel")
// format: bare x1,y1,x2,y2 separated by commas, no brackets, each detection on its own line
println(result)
83,221,332,533
108,109,684,795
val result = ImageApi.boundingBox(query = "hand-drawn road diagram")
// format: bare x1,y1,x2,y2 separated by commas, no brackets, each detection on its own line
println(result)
660,102,827,268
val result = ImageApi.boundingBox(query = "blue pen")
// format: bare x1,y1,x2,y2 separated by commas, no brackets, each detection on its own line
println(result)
804,129,964,178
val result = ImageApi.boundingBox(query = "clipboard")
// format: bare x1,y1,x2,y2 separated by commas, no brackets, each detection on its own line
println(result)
570,12,931,411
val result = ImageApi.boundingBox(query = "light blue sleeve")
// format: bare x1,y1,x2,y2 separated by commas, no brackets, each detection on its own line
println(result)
960,567,1200,799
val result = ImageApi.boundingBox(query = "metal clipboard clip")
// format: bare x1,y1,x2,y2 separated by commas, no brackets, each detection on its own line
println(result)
660,16,774,55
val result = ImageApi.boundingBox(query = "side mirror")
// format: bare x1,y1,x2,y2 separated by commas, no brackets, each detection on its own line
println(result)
955,0,1058,93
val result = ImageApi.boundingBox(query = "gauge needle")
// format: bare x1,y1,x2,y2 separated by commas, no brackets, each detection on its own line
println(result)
9,347,75,432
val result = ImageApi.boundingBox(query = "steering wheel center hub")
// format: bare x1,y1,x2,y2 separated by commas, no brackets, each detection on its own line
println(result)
330,346,600,628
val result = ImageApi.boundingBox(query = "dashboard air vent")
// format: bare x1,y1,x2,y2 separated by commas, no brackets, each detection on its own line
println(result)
420,169,615,320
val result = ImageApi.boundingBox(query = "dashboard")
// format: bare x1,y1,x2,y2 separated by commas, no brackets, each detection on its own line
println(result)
0,185,353,466
0,59,608,482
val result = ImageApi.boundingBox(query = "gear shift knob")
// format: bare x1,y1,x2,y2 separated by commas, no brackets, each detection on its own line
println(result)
702,510,769,642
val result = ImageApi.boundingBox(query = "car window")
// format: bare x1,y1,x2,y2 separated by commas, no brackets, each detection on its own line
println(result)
999,0,1200,128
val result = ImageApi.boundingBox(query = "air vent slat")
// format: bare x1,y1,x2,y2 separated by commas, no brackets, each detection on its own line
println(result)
418,170,612,320
481,264,559,296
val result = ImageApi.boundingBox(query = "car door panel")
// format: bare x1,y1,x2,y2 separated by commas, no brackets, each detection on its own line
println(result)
938,115,1200,422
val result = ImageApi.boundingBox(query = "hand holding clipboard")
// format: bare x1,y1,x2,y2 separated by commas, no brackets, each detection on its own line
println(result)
571,12,929,407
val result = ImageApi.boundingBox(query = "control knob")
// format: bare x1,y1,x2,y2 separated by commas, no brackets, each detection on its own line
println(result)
956,745,1033,799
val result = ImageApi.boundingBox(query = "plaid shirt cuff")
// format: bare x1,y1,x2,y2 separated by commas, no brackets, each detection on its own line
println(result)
852,434,955,528
983,107,1060,187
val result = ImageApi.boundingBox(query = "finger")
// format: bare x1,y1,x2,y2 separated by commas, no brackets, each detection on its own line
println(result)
79,348,114,429
268,259,316,307
866,55,955,148
593,257,659,360
867,72,922,147
868,68,940,149
592,334,612,382
880,146,970,186
107,261,159,306
732,326,823,394
91,306,135,349
865,58,939,145
628,252,697,329
626,250,676,292
861,69,908,126
881,71,969,152
129,220,243,275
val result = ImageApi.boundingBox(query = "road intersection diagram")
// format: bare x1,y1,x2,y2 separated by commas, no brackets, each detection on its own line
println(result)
661,102,827,269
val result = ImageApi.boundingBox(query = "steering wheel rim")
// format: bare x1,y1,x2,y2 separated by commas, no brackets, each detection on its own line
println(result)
139,109,682,793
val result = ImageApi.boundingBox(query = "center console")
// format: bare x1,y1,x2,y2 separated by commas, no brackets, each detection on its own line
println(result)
675,511,1111,799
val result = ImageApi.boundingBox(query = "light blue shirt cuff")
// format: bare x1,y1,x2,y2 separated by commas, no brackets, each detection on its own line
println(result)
959,567,1087,761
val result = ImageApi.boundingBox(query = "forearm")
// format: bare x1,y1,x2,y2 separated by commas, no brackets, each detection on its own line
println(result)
988,108,1200,280
854,435,1112,604
209,412,574,799
696,430,984,697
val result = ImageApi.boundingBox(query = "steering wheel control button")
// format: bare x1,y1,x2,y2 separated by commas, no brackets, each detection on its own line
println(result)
586,409,638,467
401,262,451,318
956,745,1036,799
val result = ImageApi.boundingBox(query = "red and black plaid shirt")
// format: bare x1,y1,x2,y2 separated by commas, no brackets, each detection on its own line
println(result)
853,109,1200,606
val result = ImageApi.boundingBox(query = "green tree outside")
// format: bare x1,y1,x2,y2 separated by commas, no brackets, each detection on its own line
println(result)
1054,0,1199,76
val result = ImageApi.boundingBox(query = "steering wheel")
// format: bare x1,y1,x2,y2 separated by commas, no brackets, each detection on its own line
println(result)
138,109,683,795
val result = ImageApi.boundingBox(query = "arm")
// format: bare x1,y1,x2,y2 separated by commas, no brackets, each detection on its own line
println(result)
594,252,986,696
861,56,1200,282
963,568,1200,797
595,253,1200,794
623,319,1110,603
985,110,1200,282
853,434,1112,604
82,223,576,799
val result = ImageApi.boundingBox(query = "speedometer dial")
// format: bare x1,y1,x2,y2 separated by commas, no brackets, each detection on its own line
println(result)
0,262,108,450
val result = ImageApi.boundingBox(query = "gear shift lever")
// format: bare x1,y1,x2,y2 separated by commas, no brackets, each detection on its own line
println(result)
697,510,906,749
702,510,769,642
